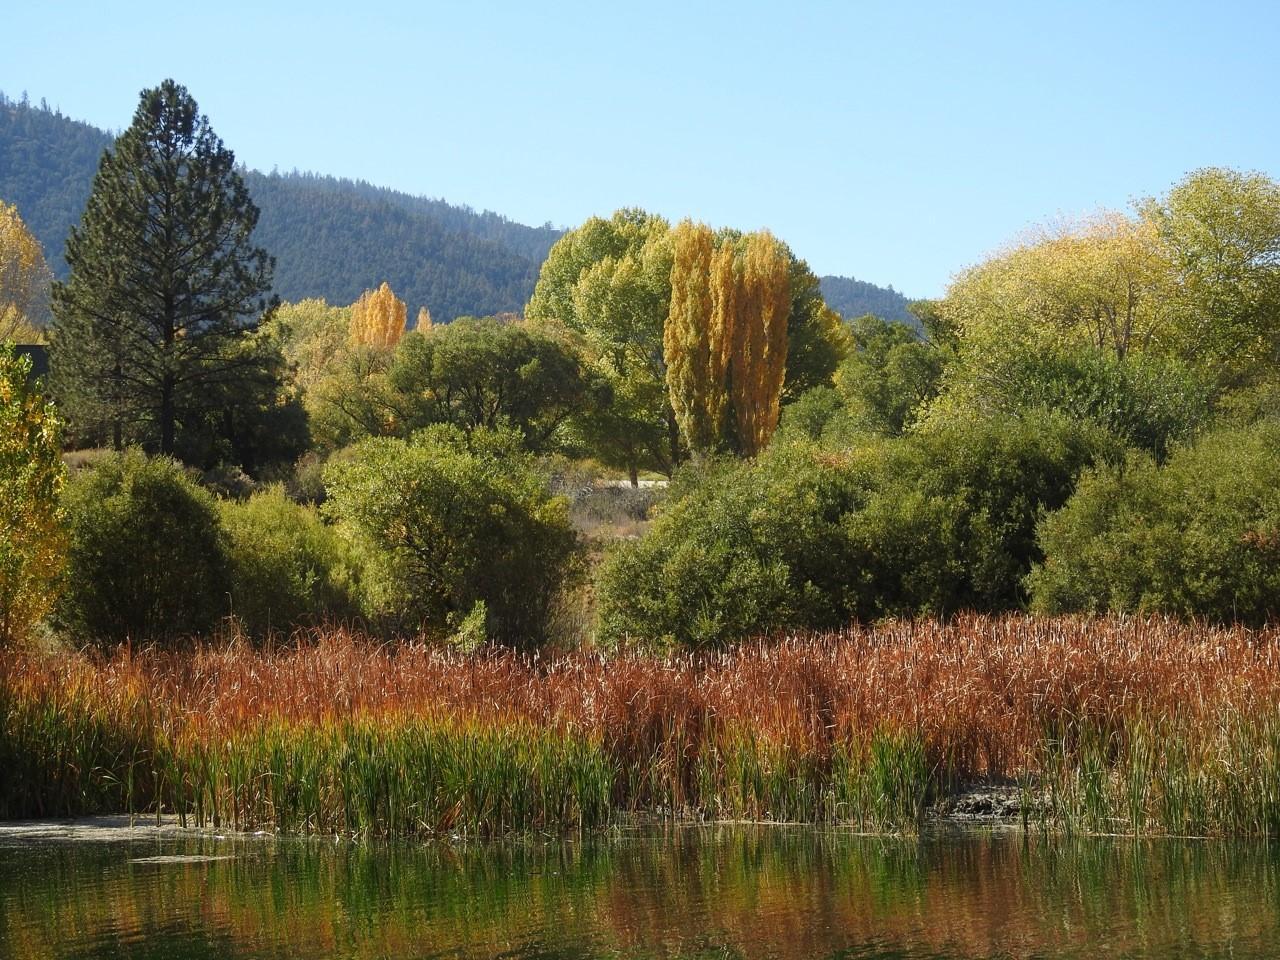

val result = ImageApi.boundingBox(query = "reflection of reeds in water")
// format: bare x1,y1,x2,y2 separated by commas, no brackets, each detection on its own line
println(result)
4,615,1280,836
1,829,1279,960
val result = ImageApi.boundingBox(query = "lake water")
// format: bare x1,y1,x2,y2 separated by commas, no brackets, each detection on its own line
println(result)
1,823,1278,958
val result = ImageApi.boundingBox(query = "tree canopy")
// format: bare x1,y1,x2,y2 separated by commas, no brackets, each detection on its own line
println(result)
50,80,277,458
0,200,51,340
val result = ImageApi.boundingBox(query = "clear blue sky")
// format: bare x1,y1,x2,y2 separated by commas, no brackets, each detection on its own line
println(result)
5,1,1278,297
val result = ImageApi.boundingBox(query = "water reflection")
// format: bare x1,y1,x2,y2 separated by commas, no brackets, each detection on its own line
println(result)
1,825,1278,959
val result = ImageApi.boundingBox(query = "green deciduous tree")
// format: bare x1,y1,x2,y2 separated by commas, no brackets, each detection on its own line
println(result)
1139,167,1280,387
323,426,577,647
835,314,946,436
388,316,589,450
528,209,682,480
220,486,358,639
0,347,65,645
50,79,276,457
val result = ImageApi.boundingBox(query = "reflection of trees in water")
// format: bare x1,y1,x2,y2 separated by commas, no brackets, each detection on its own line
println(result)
2,829,1278,959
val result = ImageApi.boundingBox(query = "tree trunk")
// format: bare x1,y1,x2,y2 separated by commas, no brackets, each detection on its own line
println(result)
160,376,175,455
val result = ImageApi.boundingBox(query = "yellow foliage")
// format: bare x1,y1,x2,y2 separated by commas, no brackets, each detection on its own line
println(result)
350,282,407,349
731,231,791,456
665,225,791,456
0,201,53,341
0,351,66,645
942,212,1174,362
416,306,433,330
665,221,721,452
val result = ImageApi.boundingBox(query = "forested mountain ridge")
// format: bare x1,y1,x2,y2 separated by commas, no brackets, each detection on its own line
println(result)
818,275,915,326
1,91,912,322
0,93,558,320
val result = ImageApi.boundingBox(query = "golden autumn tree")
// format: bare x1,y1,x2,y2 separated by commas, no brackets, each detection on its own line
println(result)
350,282,407,349
665,220,724,453
416,306,433,330
666,224,791,457
728,231,791,456
0,200,53,342
0,349,66,645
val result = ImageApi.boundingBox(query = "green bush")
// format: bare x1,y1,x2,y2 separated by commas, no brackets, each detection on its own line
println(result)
596,441,866,648
597,411,1113,647
843,410,1117,616
1029,422,1280,624
56,450,231,646
928,342,1210,459
221,487,358,638
323,426,578,646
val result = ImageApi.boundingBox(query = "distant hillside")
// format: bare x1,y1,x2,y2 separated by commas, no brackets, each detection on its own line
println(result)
1,91,913,325
818,275,915,326
0,92,561,321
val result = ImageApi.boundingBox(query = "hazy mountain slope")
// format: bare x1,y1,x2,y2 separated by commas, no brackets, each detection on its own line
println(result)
2,92,912,324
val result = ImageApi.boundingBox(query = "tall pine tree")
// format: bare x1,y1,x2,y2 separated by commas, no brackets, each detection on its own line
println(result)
50,80,275,456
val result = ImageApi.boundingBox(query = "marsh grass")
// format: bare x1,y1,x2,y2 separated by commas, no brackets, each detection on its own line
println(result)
3,615,1280,836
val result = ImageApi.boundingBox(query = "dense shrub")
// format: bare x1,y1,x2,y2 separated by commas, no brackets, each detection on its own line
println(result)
842,411,1116,616
596,442,866,648
597,411,1113,647
221,487,359,638
929,342,1210,459
56,451,231,645
1029,422,1280,624
323,426,578,646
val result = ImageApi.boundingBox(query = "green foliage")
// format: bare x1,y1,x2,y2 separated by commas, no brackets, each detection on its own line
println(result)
388,317,590,450
304,345,398,451
527,209,681,478
49,80,276,459
1029,422,1280,624
323,427,578,646
774,385,871,451
837,314,946,435
842,411,1116,617
781,265,852,401
263,298,353,392
0,347,66,644
596,442,866,648
929,340,1210,459
1139,167,1280,388
598,411,1111,646
56,451,231,645
174,327,310,474
528,210,853,473
220,487,358,639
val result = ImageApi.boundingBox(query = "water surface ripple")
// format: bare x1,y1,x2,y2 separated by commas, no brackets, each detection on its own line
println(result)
0,825,1277,958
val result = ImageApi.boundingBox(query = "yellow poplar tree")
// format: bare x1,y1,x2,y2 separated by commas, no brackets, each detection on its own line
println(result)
729,231,791,456
416,306,433,330
350,282,407,349
0,200,53,342
666,225,792,457
0,349,66,645
665,220,724,453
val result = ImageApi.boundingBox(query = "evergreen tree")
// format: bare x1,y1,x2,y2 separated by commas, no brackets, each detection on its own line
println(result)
50,80,275,456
